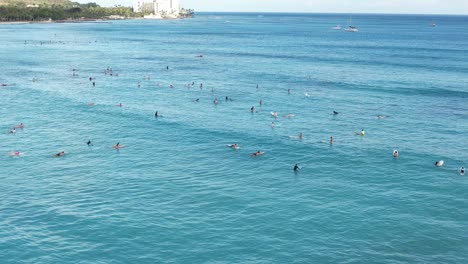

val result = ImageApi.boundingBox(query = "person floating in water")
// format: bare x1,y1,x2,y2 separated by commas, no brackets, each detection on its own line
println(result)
227,144,239,149
393,150,399,158
113,142,124,149
251,151,265,157
87,140,93,146
293,164,300,172
54,151,66,157
355,129,365,136
460,167,465,176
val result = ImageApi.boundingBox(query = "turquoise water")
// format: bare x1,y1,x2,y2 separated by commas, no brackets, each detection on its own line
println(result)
1,13,467,263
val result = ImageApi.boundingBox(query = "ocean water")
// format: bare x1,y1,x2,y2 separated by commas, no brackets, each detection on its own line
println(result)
0,13,467,263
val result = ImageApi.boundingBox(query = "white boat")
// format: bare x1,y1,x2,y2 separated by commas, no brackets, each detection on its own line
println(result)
345,16,358,32
345,26,358,32
332,25,342,30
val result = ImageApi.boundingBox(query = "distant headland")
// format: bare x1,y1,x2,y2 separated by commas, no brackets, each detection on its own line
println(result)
0,0,194,23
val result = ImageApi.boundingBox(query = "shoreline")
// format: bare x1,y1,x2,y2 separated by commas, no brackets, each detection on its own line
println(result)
0,17,192,25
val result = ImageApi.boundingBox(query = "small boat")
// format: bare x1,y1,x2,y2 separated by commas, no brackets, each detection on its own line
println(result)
332,25,342,30
345,26,358,32
345,16,358,32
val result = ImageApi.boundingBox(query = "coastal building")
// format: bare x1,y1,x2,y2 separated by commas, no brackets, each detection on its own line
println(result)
133,0,181,15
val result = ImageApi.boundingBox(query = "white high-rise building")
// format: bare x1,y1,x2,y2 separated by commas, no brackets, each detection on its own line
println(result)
134,0,180,14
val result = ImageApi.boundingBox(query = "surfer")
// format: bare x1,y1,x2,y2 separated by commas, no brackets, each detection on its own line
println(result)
227,144,239,149
355,129,365,136
54,151,66,157
393,150,399,158
113,143,124,149
293,164,300,172
435,160,444,167
251,151,264,157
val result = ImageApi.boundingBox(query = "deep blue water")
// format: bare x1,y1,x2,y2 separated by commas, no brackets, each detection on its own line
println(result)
0,13,467,263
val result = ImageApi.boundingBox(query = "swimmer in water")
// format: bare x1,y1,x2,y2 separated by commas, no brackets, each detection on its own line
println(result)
393,150,399,158
329,136,334,145
293,164,300,172
251,151,264,157
228,144,239,149
87,140,93,146
435,160,444,167
113,143,124,149
355,129,365,136
460,167,465,176
333,111,339,115
54,151,66,157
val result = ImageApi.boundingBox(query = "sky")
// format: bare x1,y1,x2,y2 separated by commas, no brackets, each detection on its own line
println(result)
83,0,468,15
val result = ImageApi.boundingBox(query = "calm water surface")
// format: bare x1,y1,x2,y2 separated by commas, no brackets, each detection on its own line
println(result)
0,13,467,263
